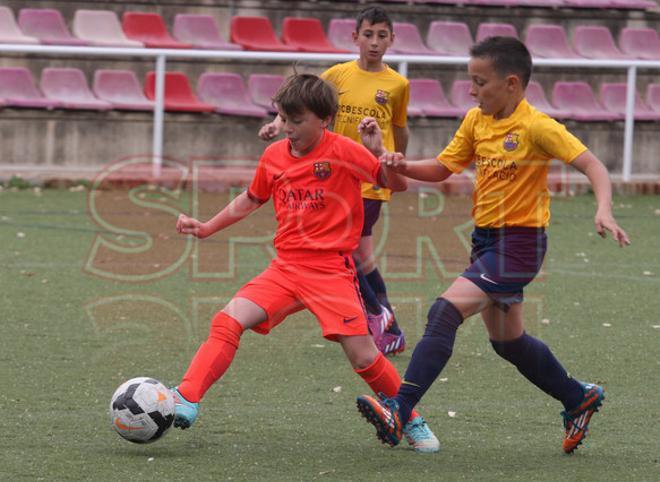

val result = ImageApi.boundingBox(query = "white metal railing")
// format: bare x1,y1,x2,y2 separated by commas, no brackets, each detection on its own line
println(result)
1,44,659,181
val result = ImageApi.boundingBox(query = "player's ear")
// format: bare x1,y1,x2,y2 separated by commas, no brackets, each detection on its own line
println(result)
320,115,333,129
506,74,521,92
352,30,359,44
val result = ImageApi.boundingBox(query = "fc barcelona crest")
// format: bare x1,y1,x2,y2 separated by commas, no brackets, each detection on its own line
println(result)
503,132,520,152
375,89,389,105
313,161,331,180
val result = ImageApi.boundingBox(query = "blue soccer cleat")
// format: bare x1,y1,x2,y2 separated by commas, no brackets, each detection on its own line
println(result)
403,416,440,453
171,387,199,429
561,381,605,454
356,393,403,447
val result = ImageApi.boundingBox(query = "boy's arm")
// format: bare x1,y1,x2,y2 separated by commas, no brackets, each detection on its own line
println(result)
382,153,453,183
176,191,262,239
393,124,409,155
258,115,283,141
571,151,630,247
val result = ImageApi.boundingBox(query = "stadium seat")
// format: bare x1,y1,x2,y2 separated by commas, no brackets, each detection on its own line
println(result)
18,8,89,46
646,84,660,114
122,12,191,49
563,0,614,7
0,7,39,44
248,74,284,113
144,71,215,112
450,80,476,114
230,16,298,52
281,17,349,53
173,14,242,50
197,73,268,117
409,79,463,117
573,26,632,60
0,67,59,109
599,83,659,121
73,10,143,47
426,21,473,57
526,81,571,119
618,28,660,60
526,25,582,58
407,104,424,117
609,0,657,9
93,70,154,111
516,0,564,6
552,81,620,121
327,19,359,53
475,23,518,43
392,22,434,55
40,68,112,110
465,0,520,6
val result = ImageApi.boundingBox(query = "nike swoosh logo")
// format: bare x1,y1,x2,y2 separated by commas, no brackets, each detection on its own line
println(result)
114,418,143,431
343,316,358,324
480,273,498,285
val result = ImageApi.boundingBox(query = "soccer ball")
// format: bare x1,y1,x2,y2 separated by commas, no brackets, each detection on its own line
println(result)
110,377,175,444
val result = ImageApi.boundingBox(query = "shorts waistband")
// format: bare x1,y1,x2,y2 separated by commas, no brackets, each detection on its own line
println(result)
474,226,545,237
276,249,348,261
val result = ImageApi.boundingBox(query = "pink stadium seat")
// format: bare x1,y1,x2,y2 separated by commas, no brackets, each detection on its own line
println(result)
197,73,268,117
281,17,349,53
122,12,191,49
516,0,564,6
475,23,518,43
526,81,571,119
173,14,242,50
646,84,660,114
93,70,154,111
414,0,468,4
0,7,39,44
73,10,143,47
407,104,424,118
327,19,359,53
18,8,89,46
392,22,434,55
450,80,477,114
573,25,632,60
144,71,215,112
563,0,614,7
552,81,619,121
599,83,659,121
248,74,284,113
609,0,656,9
466,0,520,6
426,21,473,57
409,79,463,117
526,25,582,59
41,68,112,110
230,16,298,52
618,28,660,60
0,67,59,109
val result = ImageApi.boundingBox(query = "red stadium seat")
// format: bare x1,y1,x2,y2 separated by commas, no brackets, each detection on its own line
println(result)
525,25,582,59
173,14,242,50
572,25,632,60
600,83,659,121
281,17,349,53
552,81,620,121
73,10,144,47
144,71,215,112
475,23,518,43
122,12,191,49
197,73,268,117
450,80,476,115
0,7,39,44
93,70,154,111
327,19,359,53
230,16,298,52
618,28,660,60
526,81,571,119
248,74,285,113
0,67,59,109
392,22,435,55
18,8,89,46
409,79,463,117
426,21,473,57
40,68,112,110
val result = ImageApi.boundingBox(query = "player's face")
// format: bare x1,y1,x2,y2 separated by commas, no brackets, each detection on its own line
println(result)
468,57,517,119
353,21,393,63
278,107,331,157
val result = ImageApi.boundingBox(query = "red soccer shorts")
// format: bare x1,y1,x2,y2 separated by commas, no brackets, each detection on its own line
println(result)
235,251,369,340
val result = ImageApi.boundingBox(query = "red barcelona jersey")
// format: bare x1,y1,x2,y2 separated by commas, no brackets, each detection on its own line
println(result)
248,130,381,254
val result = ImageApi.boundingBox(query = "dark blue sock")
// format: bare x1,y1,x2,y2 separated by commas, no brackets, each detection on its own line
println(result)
355,265,381,315
490,333,584,411
395,298,463,422
365,268,401,335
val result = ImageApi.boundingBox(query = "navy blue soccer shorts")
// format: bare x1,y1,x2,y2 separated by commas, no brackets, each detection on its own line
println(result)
462,227,547,311
361,198,383,237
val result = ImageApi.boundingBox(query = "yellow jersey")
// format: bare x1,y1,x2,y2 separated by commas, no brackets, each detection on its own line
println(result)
322,60,409,201
438,99,587,228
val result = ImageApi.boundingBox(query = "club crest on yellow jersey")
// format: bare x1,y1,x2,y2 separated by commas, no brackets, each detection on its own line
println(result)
503,133,520,152
313,161,331,180
375,89,389,105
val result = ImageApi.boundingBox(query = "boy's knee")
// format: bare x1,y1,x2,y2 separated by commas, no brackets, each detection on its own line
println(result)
424,297,463,338
490,333,528,363
209,312,244,348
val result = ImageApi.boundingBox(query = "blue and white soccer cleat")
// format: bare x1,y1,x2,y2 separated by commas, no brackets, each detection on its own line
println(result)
403,416,440,453
561,381,605,454
171,387,199,429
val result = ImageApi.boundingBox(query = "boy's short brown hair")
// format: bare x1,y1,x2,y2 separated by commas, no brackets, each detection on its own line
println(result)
470,36,532,88
273,74,338,120
355,6,393,33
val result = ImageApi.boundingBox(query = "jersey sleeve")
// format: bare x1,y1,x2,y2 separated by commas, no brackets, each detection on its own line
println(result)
436,109,477,173
247,153,273,203
531,116,588,164
343,140,381,184
391,80,410,128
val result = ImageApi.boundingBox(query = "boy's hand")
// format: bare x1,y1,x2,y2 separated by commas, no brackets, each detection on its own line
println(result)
380,152,407,172
176,214,209,239
595,209,630,247
258,122,280,141
358,117,385,157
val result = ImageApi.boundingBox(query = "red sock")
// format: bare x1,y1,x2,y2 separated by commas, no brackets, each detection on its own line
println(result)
355,352,419,421
178,312,243,402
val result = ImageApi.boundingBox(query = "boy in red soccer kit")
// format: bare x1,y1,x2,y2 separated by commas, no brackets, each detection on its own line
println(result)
172,74,439,453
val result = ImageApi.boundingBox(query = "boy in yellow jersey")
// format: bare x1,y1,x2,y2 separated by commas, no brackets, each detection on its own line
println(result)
259,7,409,356
355,37,630,454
